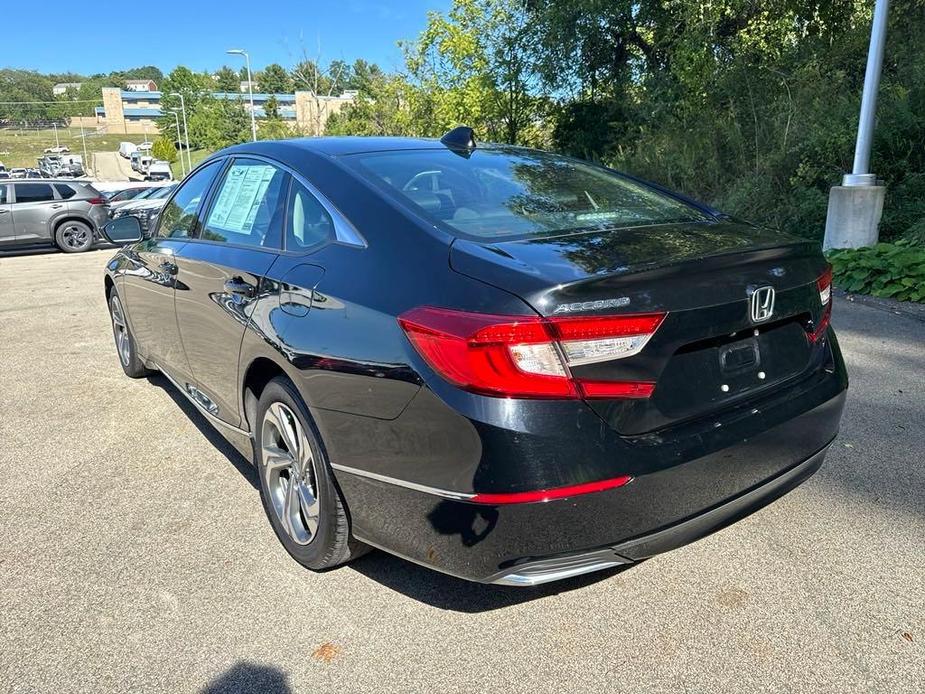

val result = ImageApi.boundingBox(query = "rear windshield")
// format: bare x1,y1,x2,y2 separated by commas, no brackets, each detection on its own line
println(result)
343,148,710,240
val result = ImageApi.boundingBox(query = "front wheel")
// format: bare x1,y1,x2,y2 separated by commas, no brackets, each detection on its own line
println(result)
255,377,368,570
109,290,151,378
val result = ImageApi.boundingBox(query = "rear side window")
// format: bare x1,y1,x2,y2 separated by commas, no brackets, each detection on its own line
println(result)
343,148,710,240
54,184,77,200
286,180,334,250
14,183,55,203
157,161,224,239
0,186,7,204
201,159,288,249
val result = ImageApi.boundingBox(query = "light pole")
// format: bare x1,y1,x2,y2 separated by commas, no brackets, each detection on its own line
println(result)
169,92,192,172
79,123,89,176
823,0,891,249
227,48,258,141
169,110,186,177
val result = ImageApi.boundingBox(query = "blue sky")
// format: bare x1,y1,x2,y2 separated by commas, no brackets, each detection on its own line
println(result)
4,0,451,76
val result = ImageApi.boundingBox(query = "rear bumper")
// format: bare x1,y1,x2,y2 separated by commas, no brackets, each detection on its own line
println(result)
334,380,846,585
489,442,828,585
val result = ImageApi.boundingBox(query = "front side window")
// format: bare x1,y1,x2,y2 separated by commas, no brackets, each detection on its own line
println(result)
343,149,711,241
286,180,334,250
14,183,55,204
201,159,288,249
157,161,223,239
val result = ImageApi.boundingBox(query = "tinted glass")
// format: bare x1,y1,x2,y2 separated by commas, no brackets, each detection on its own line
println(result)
0,186,7,204
14,183,55,203
156,163,222,239
200,159,288,249
54,184,77,200
110,188,145,202
148,185,176,200
286,180,334,250
345,149,710,240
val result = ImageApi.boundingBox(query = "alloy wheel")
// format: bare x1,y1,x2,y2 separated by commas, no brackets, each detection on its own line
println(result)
109,295,131,367
61,224,89,249
261,402,321,545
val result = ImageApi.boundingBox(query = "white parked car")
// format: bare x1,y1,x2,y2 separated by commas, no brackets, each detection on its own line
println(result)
43,145,70,154
144,160,173,182
136,141,153,153
118,142,138,158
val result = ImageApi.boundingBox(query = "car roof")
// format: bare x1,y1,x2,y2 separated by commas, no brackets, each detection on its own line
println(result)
223,136,455,159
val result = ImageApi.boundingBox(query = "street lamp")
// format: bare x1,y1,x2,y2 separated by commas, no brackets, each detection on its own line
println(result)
169,110,186,177
168,92,192,172
227,48,258,142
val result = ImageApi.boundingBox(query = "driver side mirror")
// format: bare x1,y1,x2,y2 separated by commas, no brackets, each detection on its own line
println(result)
101,216,143,245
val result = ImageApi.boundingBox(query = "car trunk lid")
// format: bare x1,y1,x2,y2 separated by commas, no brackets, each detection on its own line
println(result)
449,221,831,435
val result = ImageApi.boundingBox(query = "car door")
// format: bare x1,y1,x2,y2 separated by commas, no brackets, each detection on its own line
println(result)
173,157,290,427
0,184,14,244
10,182,59,242
120,159,225,386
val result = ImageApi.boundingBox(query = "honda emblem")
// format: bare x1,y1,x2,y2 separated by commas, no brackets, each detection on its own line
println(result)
750,286,776,323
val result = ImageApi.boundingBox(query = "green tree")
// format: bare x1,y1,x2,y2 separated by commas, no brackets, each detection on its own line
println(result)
259,63,293,94
214,66,240,92
403,0,541,143
151,136,177,163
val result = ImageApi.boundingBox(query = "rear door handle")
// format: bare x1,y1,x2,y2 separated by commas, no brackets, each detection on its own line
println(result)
224,277,256,298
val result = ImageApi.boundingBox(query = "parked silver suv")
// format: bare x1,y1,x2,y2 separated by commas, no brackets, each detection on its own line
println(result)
0,180,109,253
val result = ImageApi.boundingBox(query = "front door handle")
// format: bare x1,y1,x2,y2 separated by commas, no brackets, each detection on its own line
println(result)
159,260,178,275
50,203,63,209
0,209,8,214
224,277,256,298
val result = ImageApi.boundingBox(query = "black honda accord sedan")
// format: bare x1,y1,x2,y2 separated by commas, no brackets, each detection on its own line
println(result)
101,128,847,586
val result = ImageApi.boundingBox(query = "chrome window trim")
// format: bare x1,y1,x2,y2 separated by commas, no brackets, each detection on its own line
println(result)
230,152,367,249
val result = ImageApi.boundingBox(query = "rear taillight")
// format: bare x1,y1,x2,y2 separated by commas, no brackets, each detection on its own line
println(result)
87,197,108,206
817,265,832,306
398,307,665,399
809,266,833,342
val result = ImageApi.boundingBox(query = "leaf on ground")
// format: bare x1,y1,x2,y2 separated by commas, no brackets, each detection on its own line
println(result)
312,642,341,663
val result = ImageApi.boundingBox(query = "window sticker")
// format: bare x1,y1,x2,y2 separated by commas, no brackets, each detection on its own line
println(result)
208,164,277,233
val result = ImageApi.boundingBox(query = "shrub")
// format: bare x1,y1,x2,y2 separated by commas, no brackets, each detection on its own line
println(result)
827,239,925,303
151,137,177,163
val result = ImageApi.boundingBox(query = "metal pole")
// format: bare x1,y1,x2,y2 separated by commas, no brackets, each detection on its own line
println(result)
80,123,89,176
179,94,192,172
171,112,185,177
53,122,59,147
844,0,890,186
245,53,257,141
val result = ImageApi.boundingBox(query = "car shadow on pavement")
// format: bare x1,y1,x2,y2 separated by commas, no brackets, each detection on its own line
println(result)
348,550,635,612
147,374,258,490
201,661,291,693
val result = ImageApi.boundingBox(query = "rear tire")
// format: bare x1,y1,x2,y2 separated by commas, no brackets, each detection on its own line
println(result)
108,290,151,378
255,377,368,570
55,220,94,253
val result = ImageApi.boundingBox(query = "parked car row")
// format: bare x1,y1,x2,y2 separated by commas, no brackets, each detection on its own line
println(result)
129,149,172,181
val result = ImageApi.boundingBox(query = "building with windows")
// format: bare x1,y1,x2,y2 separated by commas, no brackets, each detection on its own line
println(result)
73,87,354,135
125,79,158,92
52,82,82,96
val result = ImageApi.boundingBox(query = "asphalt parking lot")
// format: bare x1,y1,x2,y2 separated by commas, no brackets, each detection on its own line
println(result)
1,248,922,693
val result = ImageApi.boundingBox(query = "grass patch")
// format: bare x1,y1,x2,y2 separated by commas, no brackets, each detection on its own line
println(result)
0,128,150,168
171,149,213,179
